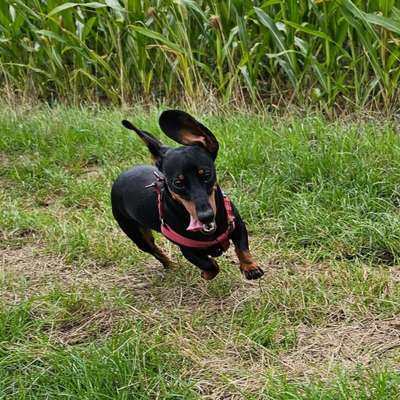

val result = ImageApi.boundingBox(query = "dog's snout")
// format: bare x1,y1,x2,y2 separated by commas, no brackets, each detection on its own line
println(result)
197,208,215,224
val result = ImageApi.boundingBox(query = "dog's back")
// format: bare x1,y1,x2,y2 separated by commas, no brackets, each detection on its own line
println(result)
111,165,161,230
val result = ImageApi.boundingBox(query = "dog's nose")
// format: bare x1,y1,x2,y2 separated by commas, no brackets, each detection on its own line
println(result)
197,209,215,224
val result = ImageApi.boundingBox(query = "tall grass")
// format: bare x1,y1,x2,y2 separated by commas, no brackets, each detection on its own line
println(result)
1,0,400,110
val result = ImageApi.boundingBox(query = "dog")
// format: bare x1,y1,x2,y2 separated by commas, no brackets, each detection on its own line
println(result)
111,110,264,280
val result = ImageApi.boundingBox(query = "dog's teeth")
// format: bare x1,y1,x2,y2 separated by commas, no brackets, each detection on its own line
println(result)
203,222,216,233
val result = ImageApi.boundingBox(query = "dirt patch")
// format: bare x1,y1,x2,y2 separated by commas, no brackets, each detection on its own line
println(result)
0,245,159,303
281,319,400,378
48,308,118,345
0,243,261,310
183,318,400,396
170,330,268,400
77,165,103,181
0,153,11,167
191,353,265,400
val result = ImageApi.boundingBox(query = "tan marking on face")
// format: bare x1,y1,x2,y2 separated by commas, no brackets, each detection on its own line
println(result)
198,169,204,175
208,186,217,216
177,174,184,180
171,192,199,220
235,249,258,273
171,186,217,221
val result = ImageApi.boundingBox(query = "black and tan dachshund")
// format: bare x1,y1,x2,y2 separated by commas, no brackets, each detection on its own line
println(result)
111,110,264,280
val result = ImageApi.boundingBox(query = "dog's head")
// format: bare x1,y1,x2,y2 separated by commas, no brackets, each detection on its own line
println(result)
122,110,219,235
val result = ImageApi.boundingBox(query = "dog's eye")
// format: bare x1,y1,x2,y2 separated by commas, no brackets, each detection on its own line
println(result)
201,172,212,182
198,169,211,180
173,179,185,189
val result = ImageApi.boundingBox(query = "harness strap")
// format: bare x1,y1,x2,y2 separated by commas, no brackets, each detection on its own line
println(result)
151,174,235,250
161,223,232,250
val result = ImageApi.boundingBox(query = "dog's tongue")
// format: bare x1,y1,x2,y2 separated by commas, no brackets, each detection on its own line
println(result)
186,216,204,232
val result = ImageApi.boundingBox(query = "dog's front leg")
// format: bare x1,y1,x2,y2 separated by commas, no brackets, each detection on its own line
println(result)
180,247,220,280
230,212,264,280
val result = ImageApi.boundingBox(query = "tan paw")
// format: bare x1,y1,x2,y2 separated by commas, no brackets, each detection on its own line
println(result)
201,268,219,280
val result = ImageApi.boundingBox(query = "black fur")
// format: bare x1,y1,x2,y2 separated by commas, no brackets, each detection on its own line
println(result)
111,110,264,280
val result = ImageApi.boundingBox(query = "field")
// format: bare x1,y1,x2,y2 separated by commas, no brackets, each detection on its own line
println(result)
1,0,400,110
1,106,400,398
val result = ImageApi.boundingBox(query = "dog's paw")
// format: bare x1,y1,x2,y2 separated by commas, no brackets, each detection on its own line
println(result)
244,267,264,280
201,268,219,280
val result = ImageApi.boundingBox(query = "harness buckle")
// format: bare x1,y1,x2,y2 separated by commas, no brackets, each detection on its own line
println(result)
146,171,165,191
153,170,164,181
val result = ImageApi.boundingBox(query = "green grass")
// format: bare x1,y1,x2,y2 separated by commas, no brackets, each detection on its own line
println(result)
1,106,400,398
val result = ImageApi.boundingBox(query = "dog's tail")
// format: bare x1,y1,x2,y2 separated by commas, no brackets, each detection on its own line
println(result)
121,120,143,135
121,119,162,146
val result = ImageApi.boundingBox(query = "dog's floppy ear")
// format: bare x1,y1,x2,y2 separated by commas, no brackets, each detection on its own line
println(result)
122,120,167,165
159,110,219,159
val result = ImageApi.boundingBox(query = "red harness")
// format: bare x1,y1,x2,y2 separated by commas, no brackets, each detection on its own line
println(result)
150,175,235,251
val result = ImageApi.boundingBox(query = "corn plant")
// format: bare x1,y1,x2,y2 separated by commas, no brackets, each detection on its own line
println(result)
0,0,399,110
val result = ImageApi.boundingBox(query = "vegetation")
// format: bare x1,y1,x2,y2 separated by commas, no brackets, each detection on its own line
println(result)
1,1,400,110
1,106,400,398
1,0,399,397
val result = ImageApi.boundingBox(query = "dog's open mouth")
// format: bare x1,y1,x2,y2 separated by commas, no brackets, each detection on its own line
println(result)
187,216,216,234
201,221,216,235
